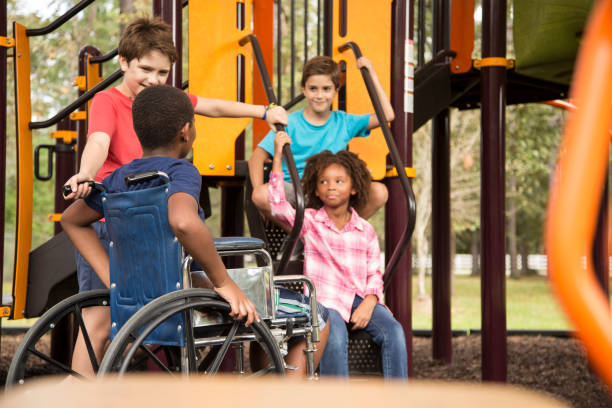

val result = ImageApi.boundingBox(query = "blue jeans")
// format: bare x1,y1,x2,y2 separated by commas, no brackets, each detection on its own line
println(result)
320,295,408,379
75,221,109,291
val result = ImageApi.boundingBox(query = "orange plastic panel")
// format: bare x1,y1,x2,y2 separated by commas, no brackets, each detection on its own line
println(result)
12,22,32,320
86,55,103,109
252,0,274,149
450,0,474,74
332,0,392,181
189,0,253,176
546,0,612,390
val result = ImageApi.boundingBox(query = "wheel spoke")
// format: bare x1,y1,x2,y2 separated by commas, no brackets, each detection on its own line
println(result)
248,365,276,377
73,304,100,372
27,347,83,378
207,321,240,374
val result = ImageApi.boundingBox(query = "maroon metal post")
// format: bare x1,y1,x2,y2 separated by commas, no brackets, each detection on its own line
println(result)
386,0,413,376
153,0,183,88
53,117,76,235
431,0,452,364
0,0,7,348
480,0,507,382
593,179,609,299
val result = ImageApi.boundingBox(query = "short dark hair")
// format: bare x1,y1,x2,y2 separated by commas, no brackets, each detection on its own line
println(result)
132,85,194,150
301,56,341,89
118,17,177,64
302,150,371,210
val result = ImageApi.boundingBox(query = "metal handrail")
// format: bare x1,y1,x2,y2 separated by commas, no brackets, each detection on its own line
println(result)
338,41,417,290
239,34,305,276
29,69,122,130
25,0,95,37
89,48,118,64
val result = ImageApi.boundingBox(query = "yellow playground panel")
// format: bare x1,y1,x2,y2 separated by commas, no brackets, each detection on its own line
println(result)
332,0,393,181
189,0,253,177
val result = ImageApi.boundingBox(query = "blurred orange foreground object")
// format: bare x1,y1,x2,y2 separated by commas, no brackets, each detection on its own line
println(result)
546,0,612,392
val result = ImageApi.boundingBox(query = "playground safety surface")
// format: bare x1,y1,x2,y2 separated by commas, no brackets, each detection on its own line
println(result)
0,333,610,407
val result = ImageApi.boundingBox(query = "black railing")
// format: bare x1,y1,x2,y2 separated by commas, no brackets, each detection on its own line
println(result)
90,48,118,64
26,0,95,37
239,34,305,276
29,70,122,130
338,42,417,290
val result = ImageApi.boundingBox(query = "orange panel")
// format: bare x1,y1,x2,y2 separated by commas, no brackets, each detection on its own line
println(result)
12,22,33,320
546,0,612,390
450,0,474,74
252,0,274,149
189,0,253,176
86,55,103,108
332,0,393,180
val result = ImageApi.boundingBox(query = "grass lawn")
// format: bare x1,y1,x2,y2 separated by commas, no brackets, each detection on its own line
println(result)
411,274,592,330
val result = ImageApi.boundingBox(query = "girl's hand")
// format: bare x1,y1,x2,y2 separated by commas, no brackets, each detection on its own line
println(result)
274,131,292,157
64,173,94,200
265,105,289,130
356,56,374,72
350,295,377,330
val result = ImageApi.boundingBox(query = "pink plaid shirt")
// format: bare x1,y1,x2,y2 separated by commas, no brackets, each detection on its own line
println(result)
268,172,385,322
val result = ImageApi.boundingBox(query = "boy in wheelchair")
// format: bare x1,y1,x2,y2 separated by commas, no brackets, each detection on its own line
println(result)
61,85,329,377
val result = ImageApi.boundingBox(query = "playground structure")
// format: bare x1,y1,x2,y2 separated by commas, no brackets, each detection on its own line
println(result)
0,0,610,395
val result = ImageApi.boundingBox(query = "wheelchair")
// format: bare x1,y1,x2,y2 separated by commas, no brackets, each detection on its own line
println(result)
6,171,322,388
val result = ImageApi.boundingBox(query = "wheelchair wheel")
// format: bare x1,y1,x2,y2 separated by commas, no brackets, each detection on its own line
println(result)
98,288,285,378
5,290,110,389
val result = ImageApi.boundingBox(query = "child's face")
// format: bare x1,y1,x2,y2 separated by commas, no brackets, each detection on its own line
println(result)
119,50,172,99
302,74,337,115
315,163,356,210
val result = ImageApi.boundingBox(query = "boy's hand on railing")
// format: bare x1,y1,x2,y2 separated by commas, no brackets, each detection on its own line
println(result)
264,104,288,131
356,56,374,72
215,280,260,327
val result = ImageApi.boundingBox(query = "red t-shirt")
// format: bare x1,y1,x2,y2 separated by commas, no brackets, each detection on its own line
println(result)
87,87,198,182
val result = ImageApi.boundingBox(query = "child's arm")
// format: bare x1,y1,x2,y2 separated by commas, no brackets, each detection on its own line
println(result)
60,200,109,287
356,57,395,131
168,192,260,326
194,97,288,131
267,132,297,228
64,132,110,200
248,146,271,190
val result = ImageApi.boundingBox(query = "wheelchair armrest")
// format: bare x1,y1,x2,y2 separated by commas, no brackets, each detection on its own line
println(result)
213,237,265,252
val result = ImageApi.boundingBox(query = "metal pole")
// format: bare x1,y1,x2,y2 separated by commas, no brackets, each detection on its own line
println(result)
431,0,452,364
0,0,6,348
480,0,507,382
386,0,413,377
153,0,183,88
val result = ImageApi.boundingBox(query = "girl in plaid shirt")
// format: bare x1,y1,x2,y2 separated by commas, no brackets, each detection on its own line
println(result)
268,133,407,378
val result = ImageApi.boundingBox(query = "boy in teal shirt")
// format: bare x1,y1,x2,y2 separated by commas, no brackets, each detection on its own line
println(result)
249,55,393,221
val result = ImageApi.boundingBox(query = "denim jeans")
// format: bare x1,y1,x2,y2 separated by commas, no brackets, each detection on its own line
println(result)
319,295,408,379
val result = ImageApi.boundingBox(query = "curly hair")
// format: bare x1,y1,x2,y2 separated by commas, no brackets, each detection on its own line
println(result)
132,85,194,150
302,150,371,210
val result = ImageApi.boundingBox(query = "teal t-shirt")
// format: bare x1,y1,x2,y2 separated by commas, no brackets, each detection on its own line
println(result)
258,109,371,181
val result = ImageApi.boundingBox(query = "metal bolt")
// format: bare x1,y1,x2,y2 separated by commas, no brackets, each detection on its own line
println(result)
109,241,114,247
102,197,106,202
112,322,117,328
173,237,178,242
102,300,108,306
177,324,182,331
176,282,181,289
19,379,24,385
50,323,55,329
455,65,459,70
165,188,169,194
209,164,215,169
111,283,116,289
226,165,232,170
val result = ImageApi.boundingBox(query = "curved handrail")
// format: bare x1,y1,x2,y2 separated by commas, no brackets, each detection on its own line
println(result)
546,0,612,390
239,34,305,275
29,69,122,130
25,0,95,37
90,48,118,64
338,42,417,290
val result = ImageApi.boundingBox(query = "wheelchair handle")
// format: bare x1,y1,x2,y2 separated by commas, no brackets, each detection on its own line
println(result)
62,180,105,197
124,170,169,187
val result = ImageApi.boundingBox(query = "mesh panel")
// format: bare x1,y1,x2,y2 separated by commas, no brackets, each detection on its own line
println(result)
348,331,383,376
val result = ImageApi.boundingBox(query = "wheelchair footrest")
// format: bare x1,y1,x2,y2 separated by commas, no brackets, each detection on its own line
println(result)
348,329,383,376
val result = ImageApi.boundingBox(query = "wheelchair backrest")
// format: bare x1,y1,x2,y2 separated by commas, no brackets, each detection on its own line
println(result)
103,182,186,347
